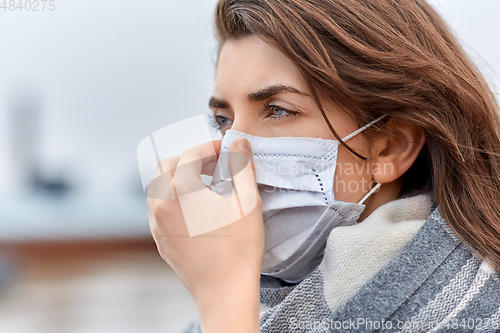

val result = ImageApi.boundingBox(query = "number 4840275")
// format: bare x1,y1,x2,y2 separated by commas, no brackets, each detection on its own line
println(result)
1,0,56,11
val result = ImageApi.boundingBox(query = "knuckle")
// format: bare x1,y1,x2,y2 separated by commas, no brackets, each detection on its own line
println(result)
155,156,180,177
152,202,169,222
159,158,175,171
172,173,199,195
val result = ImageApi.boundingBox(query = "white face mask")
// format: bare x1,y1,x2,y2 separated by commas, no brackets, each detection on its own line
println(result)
210,116,385,282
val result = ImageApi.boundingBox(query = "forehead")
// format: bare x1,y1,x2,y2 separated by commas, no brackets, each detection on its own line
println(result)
213,36,309,98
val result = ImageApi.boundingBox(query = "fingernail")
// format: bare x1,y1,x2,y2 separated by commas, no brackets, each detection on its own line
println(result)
237,138,250,153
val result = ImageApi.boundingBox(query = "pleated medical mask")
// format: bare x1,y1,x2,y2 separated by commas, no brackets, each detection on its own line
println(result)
210,115,385,283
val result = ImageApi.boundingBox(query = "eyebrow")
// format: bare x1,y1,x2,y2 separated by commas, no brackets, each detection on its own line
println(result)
208,97,230,110
208,84,308,109
248,84,309,102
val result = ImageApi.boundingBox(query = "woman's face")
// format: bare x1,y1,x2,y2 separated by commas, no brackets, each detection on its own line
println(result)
210,36,374,204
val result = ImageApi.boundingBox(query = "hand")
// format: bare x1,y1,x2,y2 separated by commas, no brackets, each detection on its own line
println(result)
147,138,263,333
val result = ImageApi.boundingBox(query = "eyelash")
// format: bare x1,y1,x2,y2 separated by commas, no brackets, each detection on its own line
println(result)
208,103,300,131
263,103,299,120
207,113,225,131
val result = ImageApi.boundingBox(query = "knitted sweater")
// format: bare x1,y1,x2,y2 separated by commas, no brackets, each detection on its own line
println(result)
183,194,500,332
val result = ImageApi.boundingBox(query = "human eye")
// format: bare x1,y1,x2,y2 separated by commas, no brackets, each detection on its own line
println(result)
263,103,300,120
208,112,233,133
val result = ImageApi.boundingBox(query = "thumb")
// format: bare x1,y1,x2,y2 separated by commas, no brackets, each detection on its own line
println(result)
228,138,256,178
228,138,259,216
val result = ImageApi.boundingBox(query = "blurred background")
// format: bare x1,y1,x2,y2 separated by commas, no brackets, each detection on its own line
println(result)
0,0,498,332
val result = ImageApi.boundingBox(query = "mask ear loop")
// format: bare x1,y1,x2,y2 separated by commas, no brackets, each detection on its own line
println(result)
312,88,371,161
358,182,382,205
342,114,388,142
340,114,388,162
340,114,386,205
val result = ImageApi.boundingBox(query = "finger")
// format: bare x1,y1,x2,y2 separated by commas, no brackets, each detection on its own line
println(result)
155,155,181,177
150,140,219,198
174,141,219,197
212,140,222,158
201,140,222,176
146,155,181,200
228,138,259,216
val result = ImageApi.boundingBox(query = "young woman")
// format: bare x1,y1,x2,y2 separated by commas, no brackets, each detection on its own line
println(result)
147,0,500,332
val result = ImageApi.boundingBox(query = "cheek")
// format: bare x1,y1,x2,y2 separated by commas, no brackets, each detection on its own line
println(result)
280,117,337,139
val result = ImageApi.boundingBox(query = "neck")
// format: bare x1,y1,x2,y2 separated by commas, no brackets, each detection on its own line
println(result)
358,179,403,222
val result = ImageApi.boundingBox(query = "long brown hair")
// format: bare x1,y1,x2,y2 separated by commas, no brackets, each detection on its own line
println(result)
214,0,500,271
